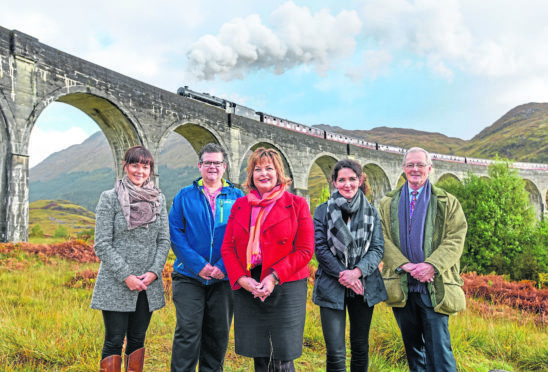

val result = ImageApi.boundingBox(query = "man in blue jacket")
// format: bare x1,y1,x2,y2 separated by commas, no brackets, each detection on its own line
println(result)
169,143,244,372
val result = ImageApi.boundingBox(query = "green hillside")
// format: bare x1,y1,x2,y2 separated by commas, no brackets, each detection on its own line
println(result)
457,103,548,163
29,200,96,236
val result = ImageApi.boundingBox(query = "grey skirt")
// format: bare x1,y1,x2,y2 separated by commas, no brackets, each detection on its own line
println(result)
233,267,308,360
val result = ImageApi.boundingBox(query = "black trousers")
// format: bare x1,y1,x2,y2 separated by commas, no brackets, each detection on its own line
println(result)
101,290,152,359
320,295,375,372
171,272,233,372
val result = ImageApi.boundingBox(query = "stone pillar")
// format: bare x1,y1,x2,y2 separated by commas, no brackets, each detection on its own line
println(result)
5,153,29,242
293,187,310,206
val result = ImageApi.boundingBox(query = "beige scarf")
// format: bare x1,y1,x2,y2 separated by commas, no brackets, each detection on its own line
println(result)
115,176,160,229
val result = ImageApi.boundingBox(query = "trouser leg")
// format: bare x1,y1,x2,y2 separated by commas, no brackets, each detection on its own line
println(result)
125,291,153,355
320,306,347,372
171,273,206,372
392,293,427,372
347,297,374,372
418,293,457,372
102,310,129,359
199,281,234,372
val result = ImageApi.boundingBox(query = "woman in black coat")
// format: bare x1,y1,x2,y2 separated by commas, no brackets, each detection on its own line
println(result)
312,159,387,372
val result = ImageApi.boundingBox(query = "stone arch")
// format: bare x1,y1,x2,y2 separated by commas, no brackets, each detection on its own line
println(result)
306,153,339,213
28,86,145,178
238,141,295,193
436,172,461,184
523,179,544,220
162,122,232,181
363,162,391,206
396,173,406,189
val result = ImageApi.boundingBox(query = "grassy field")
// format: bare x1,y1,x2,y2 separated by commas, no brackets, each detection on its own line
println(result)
0,242,546,371
28,200,95,237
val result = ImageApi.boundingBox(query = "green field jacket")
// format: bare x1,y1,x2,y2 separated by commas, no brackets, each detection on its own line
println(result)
379,184,467,315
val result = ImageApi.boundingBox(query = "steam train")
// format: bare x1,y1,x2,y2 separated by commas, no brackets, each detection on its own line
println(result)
177,86,548,171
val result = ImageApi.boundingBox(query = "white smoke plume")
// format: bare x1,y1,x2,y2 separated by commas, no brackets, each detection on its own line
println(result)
186,1,362,80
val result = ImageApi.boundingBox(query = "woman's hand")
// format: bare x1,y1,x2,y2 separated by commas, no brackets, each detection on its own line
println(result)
237,276,260,293
125,274,148,291
237,275,276,302
136,272,157,286
339,268,364,295
255,274,277,302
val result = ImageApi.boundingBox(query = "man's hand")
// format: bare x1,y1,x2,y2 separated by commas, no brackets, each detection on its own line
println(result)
210,266,225,280
198,263,214,280
409,263,435,283
400,263,416,273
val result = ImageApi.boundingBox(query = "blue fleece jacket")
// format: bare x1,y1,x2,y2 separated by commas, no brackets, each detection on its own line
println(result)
169,177,244,284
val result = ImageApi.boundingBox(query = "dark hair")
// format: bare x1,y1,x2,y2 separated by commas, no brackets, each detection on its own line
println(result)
243,147,292,191
123,145,155,174
198,143,228,163
331,159,368,195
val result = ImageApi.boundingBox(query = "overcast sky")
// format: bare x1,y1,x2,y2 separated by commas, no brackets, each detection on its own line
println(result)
3,1,548,167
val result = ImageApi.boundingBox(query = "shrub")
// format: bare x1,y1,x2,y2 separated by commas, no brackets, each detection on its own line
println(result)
53,225,69,238
29,224,45,238
437,160,536,276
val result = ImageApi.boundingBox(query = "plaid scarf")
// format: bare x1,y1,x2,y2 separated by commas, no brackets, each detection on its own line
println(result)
115,175,160,229
326,190,375,270
245,184,286,270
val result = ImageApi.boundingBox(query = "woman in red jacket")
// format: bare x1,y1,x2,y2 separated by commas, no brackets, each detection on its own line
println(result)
221,147,314,371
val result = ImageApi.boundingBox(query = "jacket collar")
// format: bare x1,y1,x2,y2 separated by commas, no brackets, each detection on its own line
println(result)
193,177,234,191
235,191,293,232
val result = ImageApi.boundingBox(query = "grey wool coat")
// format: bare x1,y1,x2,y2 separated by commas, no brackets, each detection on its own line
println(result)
91,189,171,312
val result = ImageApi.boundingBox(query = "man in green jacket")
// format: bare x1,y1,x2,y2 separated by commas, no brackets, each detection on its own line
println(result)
380,147,467,372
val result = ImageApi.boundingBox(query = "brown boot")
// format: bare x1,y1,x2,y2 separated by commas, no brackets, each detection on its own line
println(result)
100,355,122,372
124,347,145,372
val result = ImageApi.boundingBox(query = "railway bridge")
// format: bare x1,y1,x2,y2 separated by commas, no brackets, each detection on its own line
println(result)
1,27,547,242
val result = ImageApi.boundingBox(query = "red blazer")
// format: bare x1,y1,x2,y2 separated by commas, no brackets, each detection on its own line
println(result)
221,191,314,289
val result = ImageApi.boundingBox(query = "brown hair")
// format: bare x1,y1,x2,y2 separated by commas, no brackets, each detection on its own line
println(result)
243,148,292,191
123,145,155,174
331,159,369,195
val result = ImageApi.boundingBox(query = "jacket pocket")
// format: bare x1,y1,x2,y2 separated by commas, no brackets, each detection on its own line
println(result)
435,282,466,315
383,276,405,307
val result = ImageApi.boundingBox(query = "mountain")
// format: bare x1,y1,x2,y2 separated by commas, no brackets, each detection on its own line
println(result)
30,132,200,211
457,103,548,163
31,131,198,182
315,102,548,163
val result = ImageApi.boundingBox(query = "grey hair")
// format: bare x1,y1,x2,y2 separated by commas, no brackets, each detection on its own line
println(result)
198,143,228,163
403,147,432,166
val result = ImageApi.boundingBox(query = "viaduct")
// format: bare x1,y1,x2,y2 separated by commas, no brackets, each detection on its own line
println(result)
1,27,547,242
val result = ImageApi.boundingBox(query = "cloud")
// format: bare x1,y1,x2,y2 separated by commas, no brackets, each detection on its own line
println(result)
346,49,393,81
186,1,362,80
29,127,88,168
359,0,548,82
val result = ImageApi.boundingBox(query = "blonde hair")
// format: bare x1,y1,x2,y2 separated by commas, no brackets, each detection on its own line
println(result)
243,148,292,191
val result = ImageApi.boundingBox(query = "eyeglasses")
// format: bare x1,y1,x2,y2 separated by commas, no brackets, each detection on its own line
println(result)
200,161,225,168
404,163,429,169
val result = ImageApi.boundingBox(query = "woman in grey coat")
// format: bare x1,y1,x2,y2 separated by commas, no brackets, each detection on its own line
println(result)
91,146,170,372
